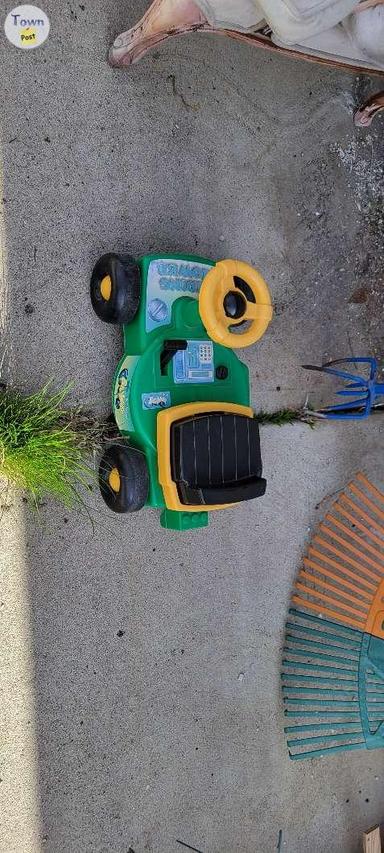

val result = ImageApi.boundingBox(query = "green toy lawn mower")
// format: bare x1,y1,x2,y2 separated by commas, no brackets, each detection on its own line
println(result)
90,251,273,530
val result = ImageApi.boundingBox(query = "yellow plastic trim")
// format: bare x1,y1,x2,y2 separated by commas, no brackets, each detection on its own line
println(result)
108,467,121,493
157,401,254,512
100,274,112,301
199,259,273,349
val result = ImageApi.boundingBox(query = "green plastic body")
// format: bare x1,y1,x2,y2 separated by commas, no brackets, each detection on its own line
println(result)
112,253,251,529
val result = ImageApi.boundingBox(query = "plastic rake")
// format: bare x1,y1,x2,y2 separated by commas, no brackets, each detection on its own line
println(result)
282,473,384,759
302,357,384,419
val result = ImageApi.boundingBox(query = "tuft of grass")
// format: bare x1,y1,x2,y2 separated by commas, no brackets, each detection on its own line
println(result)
0,382,103,508
254,407,317,427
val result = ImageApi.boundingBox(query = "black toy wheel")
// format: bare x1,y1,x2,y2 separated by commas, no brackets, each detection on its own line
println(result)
98,444,149,513
90,252,140,324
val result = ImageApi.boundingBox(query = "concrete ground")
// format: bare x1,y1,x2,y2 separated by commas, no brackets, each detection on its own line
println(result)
1,2,384,851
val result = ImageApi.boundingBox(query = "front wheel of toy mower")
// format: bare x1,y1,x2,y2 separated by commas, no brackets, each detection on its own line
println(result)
98,444,149,513
90,252,140,324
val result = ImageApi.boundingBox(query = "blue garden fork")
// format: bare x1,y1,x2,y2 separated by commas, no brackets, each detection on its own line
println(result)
303,357,384,420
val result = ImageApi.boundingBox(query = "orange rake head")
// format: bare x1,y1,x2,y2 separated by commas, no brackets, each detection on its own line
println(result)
292,473,384,639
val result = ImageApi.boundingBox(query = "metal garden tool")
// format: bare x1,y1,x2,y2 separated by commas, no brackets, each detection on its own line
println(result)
282,473,384,760
303,357,384,419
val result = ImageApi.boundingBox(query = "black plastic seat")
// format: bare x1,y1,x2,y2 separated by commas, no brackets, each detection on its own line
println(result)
170,411,266,506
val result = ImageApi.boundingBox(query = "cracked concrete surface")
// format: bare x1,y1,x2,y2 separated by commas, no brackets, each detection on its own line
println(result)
1,2,384,851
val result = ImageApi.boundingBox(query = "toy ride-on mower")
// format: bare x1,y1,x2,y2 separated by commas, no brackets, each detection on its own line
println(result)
90,252,273,530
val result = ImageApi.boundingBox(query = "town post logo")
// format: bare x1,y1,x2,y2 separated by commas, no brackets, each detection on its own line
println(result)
4,5,49,49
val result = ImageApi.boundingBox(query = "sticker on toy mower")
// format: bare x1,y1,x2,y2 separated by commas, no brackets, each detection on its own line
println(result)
141,391,171,410
146,259,211,333
173,340,214,384
113,355,139,432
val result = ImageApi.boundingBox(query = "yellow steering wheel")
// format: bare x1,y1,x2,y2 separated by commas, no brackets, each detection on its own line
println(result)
199,259,273,349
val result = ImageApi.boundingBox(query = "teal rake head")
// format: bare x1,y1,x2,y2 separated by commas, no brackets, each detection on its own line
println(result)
282,473,384,760
283,609,384,759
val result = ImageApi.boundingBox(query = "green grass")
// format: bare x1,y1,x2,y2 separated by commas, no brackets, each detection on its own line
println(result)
254,407,316,427
0,382,102,508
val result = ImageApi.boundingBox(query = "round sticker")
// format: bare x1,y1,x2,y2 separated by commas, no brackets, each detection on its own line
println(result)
4,5,49,49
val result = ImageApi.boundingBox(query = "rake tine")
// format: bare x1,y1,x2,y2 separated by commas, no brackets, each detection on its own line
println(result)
322,357,376,368
285,621,360,643
313,534,381,581
307,547,376,591
318,524,384,574
285,632,360,653
344,381,368,389
285,637,359,657
282,675,358,686
303,557,373,600
325,515,384,564
283,687,359,697
357,473,384,506
302,363,366,384
287,613,362,641
284,721,361,733
335,390,367,397
333,501,384,549
287,732,363,747
339,494,384,537
288,609,363,638
302,364,326,373
291,596,364,629
286,619,360,641
295,582,369,619
284,698,360,707
298,568,370,610
284,710,363,718
284,649,358,666
289,742,365,759
349,483,384,522
282,660,358,676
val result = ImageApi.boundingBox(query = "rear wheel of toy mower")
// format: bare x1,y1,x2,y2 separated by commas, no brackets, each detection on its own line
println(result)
98,444,149,513
90,252,140,324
